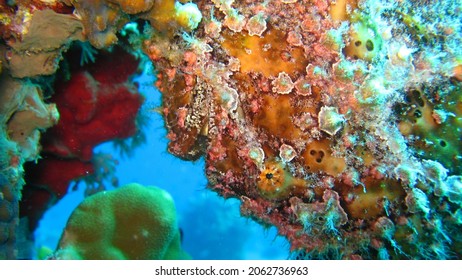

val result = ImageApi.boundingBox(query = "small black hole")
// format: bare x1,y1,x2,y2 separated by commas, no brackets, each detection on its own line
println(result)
439,140,447,147
411,89,421,99
366,40,374,51
266,173,274,179
310,150,316,155
413,109,422,118
411,89,425,107
355,40,362,46
403,94,412,103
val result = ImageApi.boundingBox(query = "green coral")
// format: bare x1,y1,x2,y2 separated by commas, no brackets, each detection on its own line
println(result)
53,183,190,260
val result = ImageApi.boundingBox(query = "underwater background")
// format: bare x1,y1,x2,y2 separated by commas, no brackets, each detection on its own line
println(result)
34,68,290,260
1,0,461,260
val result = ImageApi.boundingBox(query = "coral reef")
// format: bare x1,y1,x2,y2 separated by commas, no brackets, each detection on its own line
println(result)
1,0,461,259
1,0,82,259
66,0,202,48
0,2,142,258
1,7,83,78
23,46,144,231
53,183,189,260
146,0,462,259
0,73,59,259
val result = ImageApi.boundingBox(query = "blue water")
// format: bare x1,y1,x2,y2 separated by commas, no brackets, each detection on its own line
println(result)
34,63,289,260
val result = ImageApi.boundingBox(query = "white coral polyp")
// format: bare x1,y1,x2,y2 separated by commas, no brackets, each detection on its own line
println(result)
279,144,296,163
318,106,345,136
175,2,203,30
272,72,295,94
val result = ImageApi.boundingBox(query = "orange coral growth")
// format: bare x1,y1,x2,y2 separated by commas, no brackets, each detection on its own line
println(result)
110,0,155,14
343,177,405,219
253,94,303,140
222,27,307,77
143,0,177,32
329,0,358,22
70,0,200,48
302,139,346,177
257,160,306,200
136,0,462,259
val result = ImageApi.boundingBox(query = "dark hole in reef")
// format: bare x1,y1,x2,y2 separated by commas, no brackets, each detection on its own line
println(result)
135,19,150,33
355,40,362,46
420,36,428,44
310,150,316,155
393,103,408,115
403,93,412,103
366,40,374,51
315,151,325,163
411,89,421,99
413,109,422,118
6,0,18,10
416,97,425,107
266,173,274,179
439,140,447,147
411,89,425,107
353,55,359,59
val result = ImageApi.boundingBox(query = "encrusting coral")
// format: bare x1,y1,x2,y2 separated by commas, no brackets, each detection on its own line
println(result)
0,72,59,259
4,9,84,78
0,0,84,258
144,0,462,259
65,0,202,48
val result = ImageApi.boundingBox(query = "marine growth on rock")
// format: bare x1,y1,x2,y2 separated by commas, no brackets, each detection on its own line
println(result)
0,0,461,259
